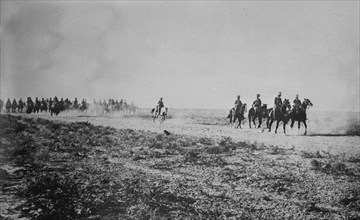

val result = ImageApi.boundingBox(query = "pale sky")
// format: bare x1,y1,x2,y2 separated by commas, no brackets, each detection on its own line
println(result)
1,1,359,111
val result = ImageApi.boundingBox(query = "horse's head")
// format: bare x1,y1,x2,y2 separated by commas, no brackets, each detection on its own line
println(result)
303,98,313,108
242,103,247,113
261,104,268,114
282,99,291,110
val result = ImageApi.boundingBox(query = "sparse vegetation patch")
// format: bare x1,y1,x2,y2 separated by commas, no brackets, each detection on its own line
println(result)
1,114,359,219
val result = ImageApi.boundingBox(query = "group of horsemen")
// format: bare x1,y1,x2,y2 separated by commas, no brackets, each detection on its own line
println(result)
234,92,304,117
0,97,89,114
154,92,305,118
1,96,137,115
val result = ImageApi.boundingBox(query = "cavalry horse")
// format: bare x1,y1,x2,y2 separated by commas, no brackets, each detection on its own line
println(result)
50,101,63,116
26,98,34,114
267,99,291,134
227,104,247,128
151,106,168,124
127,103,137,115
289,98,313,135
248,104,268,128
5,99,11,113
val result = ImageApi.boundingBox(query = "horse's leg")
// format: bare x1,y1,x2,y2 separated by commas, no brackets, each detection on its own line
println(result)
298,120,301,130
236,117,241,129
290,119,295,129
268,118,273,132
161,115,165,124
275,120,280,134
303,120,307,135
258,117,262,128
249,116,252,128
283,120,287,134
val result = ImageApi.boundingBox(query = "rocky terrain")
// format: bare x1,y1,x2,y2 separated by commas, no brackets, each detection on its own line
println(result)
0,112,359,219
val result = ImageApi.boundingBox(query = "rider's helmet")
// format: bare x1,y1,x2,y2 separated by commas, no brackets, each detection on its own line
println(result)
278,92,282,96
257,94,260,97
237,95,240,99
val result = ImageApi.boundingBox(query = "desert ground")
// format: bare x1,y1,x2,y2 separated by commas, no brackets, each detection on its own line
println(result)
22,108,360,156
0,108,359,219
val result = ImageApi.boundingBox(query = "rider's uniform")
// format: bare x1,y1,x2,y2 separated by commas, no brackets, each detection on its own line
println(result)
234,99,242,114
157,100,164,114
293,98,302,113
253,98,262,112
274,96,282,117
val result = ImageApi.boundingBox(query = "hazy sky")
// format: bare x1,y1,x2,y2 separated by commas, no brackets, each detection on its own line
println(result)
1,1,359,110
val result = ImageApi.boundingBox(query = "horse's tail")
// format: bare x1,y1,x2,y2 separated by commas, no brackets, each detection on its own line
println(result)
268,108,273,118
151,108,155,114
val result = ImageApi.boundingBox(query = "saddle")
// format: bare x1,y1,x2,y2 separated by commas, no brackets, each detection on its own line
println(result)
254,106,262,114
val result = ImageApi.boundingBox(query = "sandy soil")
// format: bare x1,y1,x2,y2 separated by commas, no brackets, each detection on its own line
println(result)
1,113,359,219
21,113,360,157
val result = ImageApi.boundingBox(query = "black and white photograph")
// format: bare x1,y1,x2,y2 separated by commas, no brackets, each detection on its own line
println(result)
0,1,359,219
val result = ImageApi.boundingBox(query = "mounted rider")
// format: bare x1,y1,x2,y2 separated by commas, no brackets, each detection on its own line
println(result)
156,97,164,114
41,98,48,112
48,98,53,109
274,92,283,117
293,94,302,114
27,97,34,106
35,97,41,109
6,99,11,113
73,98,79,109
252,94,262,112
18,98,24,112
234,95,242,114
12,99,18,113
53,96,59,104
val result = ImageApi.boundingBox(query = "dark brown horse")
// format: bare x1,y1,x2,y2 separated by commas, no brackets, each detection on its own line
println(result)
227,104,247,128
26,97,34,114
267,99,291,134
248,104,268,128
289,98,313,135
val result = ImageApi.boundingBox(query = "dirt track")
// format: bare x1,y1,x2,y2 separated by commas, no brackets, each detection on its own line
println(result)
22,113,360,157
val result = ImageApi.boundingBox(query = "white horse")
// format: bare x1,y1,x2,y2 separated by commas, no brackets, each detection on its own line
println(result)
151,106,168,124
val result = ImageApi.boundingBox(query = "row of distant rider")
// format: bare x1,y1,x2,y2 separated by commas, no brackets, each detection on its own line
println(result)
0,97,88,114
234,92,303,116
92,98,130,111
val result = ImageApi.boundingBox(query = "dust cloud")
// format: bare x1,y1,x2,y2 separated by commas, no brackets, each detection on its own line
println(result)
307,110,359,136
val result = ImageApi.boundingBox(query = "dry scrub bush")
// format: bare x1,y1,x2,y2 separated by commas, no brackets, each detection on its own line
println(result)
301,150,324,158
